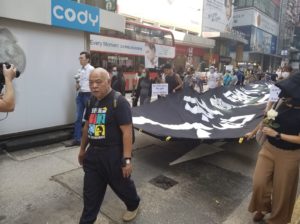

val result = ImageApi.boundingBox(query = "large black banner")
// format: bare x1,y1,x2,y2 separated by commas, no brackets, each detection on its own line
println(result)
132,84,270,140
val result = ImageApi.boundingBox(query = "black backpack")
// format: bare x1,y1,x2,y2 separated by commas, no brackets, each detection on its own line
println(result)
86,91,135,144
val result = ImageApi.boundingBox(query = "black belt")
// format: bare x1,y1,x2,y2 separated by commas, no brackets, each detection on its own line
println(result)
79,92,91,95
89,144,122,150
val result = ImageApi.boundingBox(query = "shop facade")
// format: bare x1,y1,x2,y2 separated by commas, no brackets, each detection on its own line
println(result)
0,0,124,136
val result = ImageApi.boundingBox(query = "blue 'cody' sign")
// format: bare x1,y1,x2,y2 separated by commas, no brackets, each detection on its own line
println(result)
51,0,100,33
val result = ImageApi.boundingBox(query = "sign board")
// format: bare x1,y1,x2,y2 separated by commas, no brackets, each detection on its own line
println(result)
225,65,233,72
0,0,125,33
51,0,101,33
91,35,175,58
202,0,234,32
269,85,281,102
233,9,279,36
152,84,168,96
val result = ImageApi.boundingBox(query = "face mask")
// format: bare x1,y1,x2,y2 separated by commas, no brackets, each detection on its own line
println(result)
140,73,146,78
112,71,117,76
282,72,290,79
209,69,214,73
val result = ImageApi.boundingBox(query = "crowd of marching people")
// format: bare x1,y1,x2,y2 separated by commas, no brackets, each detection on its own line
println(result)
64,51,299,224
124,62,296,107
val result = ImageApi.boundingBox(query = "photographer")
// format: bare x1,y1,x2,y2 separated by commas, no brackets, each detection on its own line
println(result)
0,64,16,112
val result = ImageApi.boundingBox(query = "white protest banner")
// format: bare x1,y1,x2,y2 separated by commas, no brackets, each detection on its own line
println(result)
269,85,281,102
152,83,168,96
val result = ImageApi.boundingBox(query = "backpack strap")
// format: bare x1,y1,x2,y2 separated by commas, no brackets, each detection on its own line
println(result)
86,95,97,110
113,91,122,108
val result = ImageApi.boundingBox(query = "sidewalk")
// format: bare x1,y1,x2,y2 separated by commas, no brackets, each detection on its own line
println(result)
1,131,300,224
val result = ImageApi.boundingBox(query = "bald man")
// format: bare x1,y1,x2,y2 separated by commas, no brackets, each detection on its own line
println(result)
78,68,140,224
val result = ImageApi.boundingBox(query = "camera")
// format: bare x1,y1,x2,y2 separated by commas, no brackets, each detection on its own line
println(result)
0,62,21,92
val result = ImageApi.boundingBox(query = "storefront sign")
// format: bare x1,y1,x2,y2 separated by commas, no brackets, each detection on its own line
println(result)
90,35,175,58
219,56,232,64
233,9,279,36
51,0,100,33
175,45,205,57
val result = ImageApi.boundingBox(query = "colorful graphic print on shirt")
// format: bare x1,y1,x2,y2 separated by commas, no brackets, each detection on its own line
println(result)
88,107,107,139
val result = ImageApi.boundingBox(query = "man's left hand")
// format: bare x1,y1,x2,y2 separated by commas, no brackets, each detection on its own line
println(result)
122,164,132,178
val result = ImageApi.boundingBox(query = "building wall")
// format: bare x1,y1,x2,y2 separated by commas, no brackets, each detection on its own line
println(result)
0,0,125,135
0,18,85,135
202,0,234,32
232,5,280,69
117,0,203,34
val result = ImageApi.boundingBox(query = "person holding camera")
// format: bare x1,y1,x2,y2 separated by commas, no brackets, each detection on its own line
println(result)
0,64,16,112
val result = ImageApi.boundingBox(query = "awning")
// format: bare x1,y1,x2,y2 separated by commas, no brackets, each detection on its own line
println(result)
249,51,282,58
202,31,248,45
172,30,215,49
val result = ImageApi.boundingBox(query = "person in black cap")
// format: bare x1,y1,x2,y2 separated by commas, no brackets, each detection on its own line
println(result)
247,73,300,223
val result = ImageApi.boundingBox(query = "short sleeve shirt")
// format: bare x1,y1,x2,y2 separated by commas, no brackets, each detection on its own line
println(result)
78,64,94,92
268,104,300,150
84,90,132,146
207,72,219,89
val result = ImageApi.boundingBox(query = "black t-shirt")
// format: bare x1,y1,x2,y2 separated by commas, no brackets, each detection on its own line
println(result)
268,103,300,150
84,90,132,146
165,74,179,93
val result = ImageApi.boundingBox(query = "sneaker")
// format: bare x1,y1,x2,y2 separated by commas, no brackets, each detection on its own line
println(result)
65,140,80,147
122,205,139,222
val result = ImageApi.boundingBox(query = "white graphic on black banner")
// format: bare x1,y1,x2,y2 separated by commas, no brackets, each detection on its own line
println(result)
132,84,269,140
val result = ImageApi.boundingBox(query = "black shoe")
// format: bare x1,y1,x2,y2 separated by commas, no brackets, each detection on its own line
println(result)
65,140,80,147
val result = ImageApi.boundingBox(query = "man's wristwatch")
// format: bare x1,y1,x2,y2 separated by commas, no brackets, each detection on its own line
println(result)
275,133,281,140
122,157,131,167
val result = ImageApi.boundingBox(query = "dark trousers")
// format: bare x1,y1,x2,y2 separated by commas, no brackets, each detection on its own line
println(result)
79,145,140,224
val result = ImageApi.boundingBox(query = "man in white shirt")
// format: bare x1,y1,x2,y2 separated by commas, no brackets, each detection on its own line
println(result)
66,51,94,147
206,66,220,89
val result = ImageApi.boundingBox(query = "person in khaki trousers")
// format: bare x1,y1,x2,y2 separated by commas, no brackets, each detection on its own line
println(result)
245,73,300,224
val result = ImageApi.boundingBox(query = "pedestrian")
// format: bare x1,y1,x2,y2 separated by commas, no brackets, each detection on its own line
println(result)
183,67,196,90
196,69,207,93
206,66,220,89
223,70,232,86
111,66,126,96
66,51,94,147
236,67,244,86
135,68,153,105
278,65,292,81
245,73,300,224
163,63,183,93
132,64,145,107
78,68,140,224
